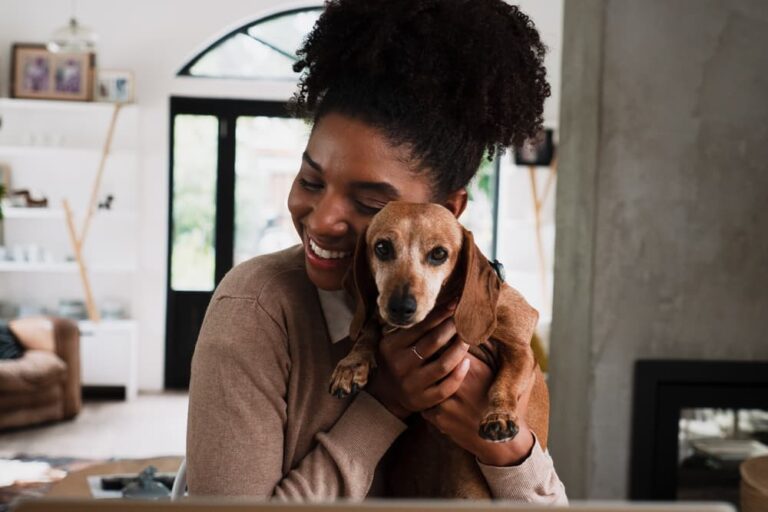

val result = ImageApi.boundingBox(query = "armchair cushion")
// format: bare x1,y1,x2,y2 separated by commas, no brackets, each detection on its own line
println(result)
0,350,66,391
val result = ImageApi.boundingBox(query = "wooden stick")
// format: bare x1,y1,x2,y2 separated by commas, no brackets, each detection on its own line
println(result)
63,199,100,322
528,166,548,308
539,155,558,209
80,102,121,247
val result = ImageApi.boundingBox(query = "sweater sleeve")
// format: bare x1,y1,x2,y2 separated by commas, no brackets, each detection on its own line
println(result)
477,432,568,504
186,295,406,500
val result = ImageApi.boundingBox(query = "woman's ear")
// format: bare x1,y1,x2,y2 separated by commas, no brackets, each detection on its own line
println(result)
441,188,468,218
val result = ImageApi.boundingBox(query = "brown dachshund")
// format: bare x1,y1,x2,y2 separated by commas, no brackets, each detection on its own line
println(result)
329,201,549,497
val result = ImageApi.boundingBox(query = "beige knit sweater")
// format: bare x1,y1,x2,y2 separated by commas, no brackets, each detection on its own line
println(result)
186,246,567,503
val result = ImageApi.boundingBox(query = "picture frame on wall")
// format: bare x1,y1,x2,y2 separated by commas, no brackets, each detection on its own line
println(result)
95,69,135,103
514,128,555,167
11,43,95,101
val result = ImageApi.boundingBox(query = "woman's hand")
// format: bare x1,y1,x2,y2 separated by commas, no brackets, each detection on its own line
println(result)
421,353,536,467
367,300,471,421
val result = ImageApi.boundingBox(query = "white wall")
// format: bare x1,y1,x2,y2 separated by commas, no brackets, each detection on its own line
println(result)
0,0,562,391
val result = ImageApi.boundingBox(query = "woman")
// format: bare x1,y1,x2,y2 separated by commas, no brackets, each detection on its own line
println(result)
187,0,566,503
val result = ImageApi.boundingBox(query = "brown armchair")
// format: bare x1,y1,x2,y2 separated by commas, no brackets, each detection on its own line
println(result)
0,316,81,430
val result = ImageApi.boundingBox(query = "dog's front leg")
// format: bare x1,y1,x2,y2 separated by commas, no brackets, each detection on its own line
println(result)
329,320,380,398
478,339,536,442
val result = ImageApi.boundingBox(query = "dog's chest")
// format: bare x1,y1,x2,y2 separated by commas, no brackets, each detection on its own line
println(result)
384,416,491,498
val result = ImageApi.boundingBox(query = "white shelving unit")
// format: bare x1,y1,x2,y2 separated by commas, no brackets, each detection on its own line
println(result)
0,97,140,399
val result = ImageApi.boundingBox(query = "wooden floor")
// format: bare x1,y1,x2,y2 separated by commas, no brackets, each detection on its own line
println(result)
0,391,188,459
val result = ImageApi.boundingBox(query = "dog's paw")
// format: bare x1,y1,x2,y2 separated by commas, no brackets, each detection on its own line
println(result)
328,359,373,399
479,411,520,442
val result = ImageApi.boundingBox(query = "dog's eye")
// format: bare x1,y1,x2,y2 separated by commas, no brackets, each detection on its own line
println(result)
428,246,448,265
374,240,394,261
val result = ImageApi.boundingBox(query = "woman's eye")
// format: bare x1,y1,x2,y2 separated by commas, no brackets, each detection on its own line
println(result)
354,200,382,216
298,178,323,191
374,240,394,261
428,246,448,265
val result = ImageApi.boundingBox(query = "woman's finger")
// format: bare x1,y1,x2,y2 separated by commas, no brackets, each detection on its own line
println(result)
410,317,458,361
420,337,470,384
420,357,471,408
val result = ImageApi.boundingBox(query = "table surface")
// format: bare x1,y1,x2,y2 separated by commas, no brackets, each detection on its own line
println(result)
45,456,183,498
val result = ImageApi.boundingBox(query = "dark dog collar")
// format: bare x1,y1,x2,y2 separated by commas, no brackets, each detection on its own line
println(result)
490,259,505,283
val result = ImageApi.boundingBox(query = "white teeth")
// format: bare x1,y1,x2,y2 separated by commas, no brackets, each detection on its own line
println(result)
309,238,352,259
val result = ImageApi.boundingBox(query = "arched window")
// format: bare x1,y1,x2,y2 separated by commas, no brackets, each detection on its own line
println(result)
178,7,323,80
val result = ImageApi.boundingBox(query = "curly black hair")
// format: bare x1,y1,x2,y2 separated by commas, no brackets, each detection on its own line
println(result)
289,0,550,199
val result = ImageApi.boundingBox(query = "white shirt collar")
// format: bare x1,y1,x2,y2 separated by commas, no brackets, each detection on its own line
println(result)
317,288,355,344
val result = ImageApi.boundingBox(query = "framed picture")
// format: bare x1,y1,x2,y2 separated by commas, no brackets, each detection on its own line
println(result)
514,128,555,167
11,43,95,101
95,69,135,103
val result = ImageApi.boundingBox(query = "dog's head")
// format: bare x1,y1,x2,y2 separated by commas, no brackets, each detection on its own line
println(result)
345,201,502,344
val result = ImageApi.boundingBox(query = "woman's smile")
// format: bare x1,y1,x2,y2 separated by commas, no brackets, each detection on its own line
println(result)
304,233,353,271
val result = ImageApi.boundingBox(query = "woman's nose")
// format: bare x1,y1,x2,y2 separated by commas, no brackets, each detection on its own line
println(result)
308,192,348,237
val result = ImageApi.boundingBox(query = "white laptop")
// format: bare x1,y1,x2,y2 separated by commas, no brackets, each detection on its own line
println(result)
11,498,736,512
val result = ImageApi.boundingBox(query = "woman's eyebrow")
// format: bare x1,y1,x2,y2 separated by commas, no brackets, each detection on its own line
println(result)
302,151,323,172
350,181,401,200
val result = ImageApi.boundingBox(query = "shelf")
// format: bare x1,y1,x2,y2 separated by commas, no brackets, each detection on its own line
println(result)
0,145,136,157
2,207,136,221
79,319,137,331
0,262,137,273
0,97,136,113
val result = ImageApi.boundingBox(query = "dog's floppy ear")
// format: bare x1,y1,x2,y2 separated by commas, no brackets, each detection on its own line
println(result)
343,227,377,340
450,227,502,344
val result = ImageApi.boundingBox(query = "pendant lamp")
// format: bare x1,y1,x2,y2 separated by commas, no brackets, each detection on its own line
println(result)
47,1,98,53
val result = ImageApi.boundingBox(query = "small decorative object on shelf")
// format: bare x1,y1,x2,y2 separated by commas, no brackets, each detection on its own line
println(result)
97,194,114,210
58,298,88,320
7,189,48,207
100,299,126,320
95,70,135,104
11,43,95,101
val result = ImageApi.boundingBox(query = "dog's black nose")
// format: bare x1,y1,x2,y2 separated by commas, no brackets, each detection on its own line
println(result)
388,293,417,323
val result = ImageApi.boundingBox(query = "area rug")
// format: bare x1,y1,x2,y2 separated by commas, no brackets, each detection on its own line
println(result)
0,455,109,512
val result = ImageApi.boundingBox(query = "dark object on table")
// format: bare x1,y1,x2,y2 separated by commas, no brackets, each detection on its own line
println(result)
100,472,175,491
120,466,171,499
514,128,554,166
97,194,114,210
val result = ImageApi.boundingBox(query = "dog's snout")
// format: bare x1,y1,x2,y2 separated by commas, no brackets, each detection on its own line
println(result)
387,285,417,324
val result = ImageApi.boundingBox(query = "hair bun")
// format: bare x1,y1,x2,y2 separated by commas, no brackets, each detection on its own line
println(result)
291,0,550,195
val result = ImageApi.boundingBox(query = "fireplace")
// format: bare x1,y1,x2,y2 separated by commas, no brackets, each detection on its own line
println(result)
630,360,768,506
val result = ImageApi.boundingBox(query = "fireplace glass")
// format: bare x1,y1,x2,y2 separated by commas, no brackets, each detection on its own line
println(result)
677,408,768,504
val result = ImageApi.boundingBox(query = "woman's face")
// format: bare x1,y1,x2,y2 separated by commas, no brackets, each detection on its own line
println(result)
287,112,465,291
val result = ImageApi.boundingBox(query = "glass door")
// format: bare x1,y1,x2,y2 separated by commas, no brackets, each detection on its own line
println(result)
166,97,305,388
233,116,306,265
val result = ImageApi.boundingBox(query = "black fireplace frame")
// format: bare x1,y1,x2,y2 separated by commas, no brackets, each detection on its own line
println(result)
630,359,768,499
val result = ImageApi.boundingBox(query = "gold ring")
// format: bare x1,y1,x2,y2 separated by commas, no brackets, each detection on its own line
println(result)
411,345,424,360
